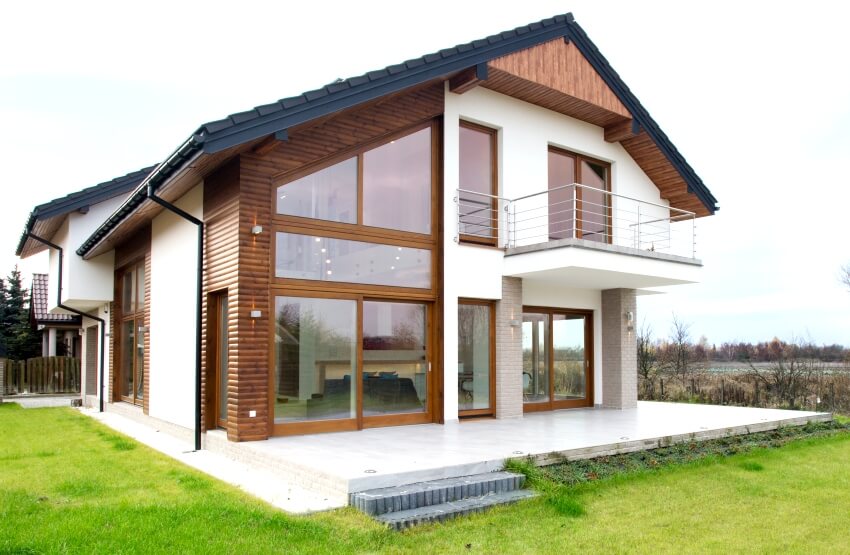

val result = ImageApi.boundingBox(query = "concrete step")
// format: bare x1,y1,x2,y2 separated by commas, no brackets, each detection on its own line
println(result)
351,471,526,516
375,489,538,530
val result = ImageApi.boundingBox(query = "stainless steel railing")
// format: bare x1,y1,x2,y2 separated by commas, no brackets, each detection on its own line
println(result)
455,184,697,258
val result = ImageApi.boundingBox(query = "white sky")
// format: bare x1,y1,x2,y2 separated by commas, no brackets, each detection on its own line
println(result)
1,0,848,345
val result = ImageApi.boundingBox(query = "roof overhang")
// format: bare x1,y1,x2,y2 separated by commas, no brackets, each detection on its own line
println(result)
17,165,155,258
75,13,717,257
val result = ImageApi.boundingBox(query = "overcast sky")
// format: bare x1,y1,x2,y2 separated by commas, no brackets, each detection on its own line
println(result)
1,0,848,345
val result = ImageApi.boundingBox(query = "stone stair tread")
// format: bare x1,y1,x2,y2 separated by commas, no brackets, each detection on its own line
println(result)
351,471,526,515
375,489,538,530
354,471,522,498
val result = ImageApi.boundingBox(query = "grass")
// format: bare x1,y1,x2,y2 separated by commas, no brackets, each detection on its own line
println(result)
1,403,849,554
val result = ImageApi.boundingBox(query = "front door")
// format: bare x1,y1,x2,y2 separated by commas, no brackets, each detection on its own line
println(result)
522,307,593,411
211,292,229,429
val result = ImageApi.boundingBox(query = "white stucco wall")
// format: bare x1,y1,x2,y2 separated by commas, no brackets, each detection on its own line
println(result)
47,195,124,312
442,84,680,417
148,184,202,429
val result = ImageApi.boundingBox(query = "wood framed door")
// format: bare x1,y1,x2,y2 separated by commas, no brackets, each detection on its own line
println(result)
522,306,594,412
207,292,229,429
457,299,496,418
548,147,611,243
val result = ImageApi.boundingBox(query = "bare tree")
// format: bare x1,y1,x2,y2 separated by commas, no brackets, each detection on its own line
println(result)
664,314,693,389
637,321,659,398
748,337,818,409
841,263,850,292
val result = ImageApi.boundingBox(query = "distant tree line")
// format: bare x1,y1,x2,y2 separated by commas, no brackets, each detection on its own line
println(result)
638,315,849,413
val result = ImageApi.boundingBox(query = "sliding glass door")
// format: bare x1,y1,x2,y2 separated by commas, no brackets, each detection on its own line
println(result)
273,294,432,435
458,300,495,417
523,307,593,411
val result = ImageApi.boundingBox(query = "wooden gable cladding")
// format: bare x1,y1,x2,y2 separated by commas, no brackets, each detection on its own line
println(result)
620,131,710,217
484,38,632,128
258,82,444,176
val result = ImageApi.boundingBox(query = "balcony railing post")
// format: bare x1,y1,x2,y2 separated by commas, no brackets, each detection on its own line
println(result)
691,213,696,258
572,185,577,239
636,204,641,249
453,194,459,243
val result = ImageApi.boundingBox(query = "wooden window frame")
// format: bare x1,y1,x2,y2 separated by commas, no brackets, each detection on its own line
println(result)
521,305,594,413
547,146,613,244
267,117,444,437
271,119,439,246
457,299,496,418
268,290,438,437
115,259,146,406
458,120,499,247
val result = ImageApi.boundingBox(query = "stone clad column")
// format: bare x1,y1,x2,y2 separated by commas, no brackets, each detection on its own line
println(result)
601,288,637,409
495,277,523,418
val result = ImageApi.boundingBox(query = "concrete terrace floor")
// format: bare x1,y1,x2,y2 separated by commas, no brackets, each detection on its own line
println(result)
204,402,829,508
82,401,829,513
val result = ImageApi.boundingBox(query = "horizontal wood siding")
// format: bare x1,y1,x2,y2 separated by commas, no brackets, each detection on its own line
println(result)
202,159,241,438
235,156,272,441
261,83,444,176
143,250,151,414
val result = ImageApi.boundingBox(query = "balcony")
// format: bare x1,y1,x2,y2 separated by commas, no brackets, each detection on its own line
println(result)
455,184,701,289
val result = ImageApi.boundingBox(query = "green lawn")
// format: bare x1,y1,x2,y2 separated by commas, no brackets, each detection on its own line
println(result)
1,403,849,554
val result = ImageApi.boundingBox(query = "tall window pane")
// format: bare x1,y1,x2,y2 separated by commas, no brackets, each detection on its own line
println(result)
458,303,492,412
274,297,357,423
276,157,357,223
362,301,428,416
579,160,609,242
522,312,549,403
548,150,576,241
275,232,431,289
459,124,496,240
363,127,431,234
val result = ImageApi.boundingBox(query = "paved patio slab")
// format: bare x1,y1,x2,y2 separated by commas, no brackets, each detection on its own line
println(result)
203,402,830,506
83,401,829,512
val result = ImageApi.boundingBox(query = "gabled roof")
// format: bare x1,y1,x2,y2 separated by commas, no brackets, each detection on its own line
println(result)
29,274,81,326
17,165,155,258
77,12,717,257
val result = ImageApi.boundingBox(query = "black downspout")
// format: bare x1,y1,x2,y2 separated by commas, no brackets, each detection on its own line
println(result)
26,233,107,413
146,184,203,452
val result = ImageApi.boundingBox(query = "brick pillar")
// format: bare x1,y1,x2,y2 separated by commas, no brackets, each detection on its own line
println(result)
601,288,637,409
495,277,523,418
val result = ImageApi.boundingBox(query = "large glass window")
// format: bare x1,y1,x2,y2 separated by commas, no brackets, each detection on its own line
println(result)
275,232,431,289
274,125,433,236
458,122,497,243
276,157,357,223
548,147,610,243
362,301,428,416
363,127,432,234
458,301,494,415
118,261,145,405
274,297,357,423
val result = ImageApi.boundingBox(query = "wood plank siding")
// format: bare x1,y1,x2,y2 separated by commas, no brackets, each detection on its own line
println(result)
485,39,631,127
202,159,241,438
620,132,710,216
198,82,445,440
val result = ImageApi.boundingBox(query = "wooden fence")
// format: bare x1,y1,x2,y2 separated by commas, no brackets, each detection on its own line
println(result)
0,357,81,395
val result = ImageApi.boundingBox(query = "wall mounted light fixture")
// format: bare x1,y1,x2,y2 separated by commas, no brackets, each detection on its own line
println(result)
251,225,263,235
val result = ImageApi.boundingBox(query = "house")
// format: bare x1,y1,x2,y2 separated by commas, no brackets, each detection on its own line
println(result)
30,273,82,358
17,166,155,405
16,13,717,447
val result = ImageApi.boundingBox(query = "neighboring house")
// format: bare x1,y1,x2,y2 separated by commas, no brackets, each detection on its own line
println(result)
16,13,716,444
30,273,82,358
17,166,155,404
